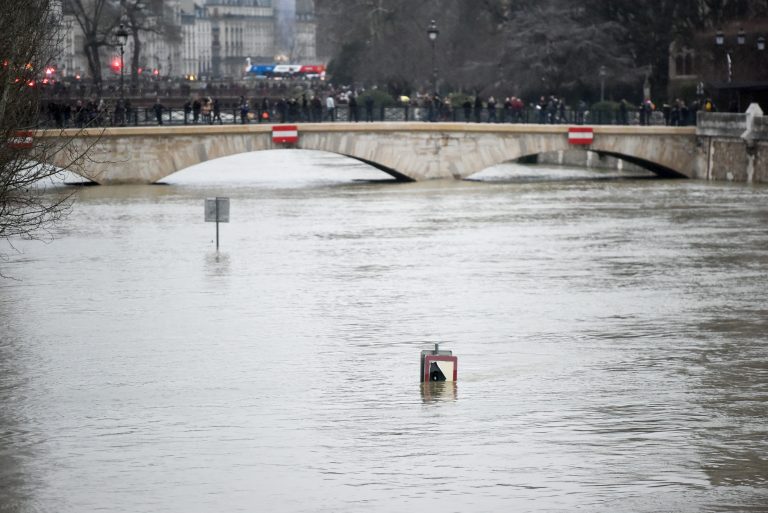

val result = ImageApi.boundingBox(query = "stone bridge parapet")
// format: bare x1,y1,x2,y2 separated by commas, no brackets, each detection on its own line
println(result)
44,116,768,185
44,123,703,185
697,104,767,182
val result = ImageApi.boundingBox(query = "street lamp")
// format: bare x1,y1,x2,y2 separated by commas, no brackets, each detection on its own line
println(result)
715,30,725,46
427,19,439,94
714,27,764,112
715,27,746,83
116,23,129,100
737,28,746,46
599,65,607,102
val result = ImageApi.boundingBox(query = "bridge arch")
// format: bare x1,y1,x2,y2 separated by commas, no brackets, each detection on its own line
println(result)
160,148,405,184
47,123,697,185
485,149,687,179
591,151,686,178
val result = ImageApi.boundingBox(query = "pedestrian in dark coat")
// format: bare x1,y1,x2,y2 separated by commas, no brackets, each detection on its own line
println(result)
183,99,192,124
619,100,628,125
503,97,513,123
239,96,249,124
312,96,323,122
212,98,222,124
365,95,375,122
348,93,359,122
538,96,547,124
301,94,309,121
192,98,201,123
462,99,472,121
152,99,164,125
260,97,270,122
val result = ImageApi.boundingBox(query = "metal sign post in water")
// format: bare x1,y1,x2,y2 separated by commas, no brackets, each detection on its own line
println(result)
205,197,230,250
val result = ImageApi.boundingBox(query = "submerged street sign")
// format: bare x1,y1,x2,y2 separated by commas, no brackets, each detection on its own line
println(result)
205,197,230,223
205,197,230,250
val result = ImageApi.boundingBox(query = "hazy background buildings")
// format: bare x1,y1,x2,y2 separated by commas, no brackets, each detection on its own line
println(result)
59,0,317,81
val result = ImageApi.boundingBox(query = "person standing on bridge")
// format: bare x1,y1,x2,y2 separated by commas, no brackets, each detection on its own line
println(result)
503,97,513,123
192,98,201,124
113,99,126,127
311,96,323,122
183,99,192,125
301,94,309,122
619,99,629,125
537,96,548,124
462,98,472,122
487,96,497,123
152,98,164,125
260,97,271,123
212,98,222,124
326,94,336,122
348,93,359,122
512,97,525,123
239,96,249,124
365,95,375,122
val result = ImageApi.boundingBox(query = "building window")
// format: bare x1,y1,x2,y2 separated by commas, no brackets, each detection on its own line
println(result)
673,47,695,77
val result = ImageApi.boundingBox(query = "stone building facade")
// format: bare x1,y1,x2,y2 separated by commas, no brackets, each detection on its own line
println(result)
59,0,316,82
668,20,768,111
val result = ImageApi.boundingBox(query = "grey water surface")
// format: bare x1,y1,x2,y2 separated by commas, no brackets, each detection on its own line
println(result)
1,151,767,513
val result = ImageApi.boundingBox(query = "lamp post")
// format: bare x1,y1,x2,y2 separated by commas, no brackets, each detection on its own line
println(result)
715,28,746,83
116,23,129,100
714,27,768,111
63,17,74,77
599,65,606,102
427,19,439,94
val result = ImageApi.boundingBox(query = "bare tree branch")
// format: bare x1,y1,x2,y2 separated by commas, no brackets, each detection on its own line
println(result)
1,0,102,266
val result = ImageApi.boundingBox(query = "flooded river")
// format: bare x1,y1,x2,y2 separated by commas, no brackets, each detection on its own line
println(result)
1,151,767,512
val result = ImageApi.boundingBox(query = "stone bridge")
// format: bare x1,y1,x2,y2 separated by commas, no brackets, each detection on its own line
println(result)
42,116,766,184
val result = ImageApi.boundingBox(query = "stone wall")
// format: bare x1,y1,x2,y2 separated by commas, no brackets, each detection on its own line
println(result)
697,105,768,183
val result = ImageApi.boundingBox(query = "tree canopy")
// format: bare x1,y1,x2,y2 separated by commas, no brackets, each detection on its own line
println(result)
317,0,768,101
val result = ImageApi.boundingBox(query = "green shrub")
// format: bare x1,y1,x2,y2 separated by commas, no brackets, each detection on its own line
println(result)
448,92,473,108
358,89,396,108
590,100,621,112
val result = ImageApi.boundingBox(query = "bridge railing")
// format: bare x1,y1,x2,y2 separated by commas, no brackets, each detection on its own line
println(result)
37,105,677,129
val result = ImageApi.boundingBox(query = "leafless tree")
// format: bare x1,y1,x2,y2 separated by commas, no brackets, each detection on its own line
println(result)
64,0,181,93
122,0,181,92
65,0,121,92
1,0,94,264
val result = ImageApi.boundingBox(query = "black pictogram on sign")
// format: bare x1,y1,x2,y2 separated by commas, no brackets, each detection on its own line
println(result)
429,361,447,381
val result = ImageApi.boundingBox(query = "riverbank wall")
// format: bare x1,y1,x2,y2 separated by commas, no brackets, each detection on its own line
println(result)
697,105,767,183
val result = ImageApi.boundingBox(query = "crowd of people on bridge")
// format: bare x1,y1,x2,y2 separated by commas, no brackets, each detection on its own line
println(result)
41,83,723,129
